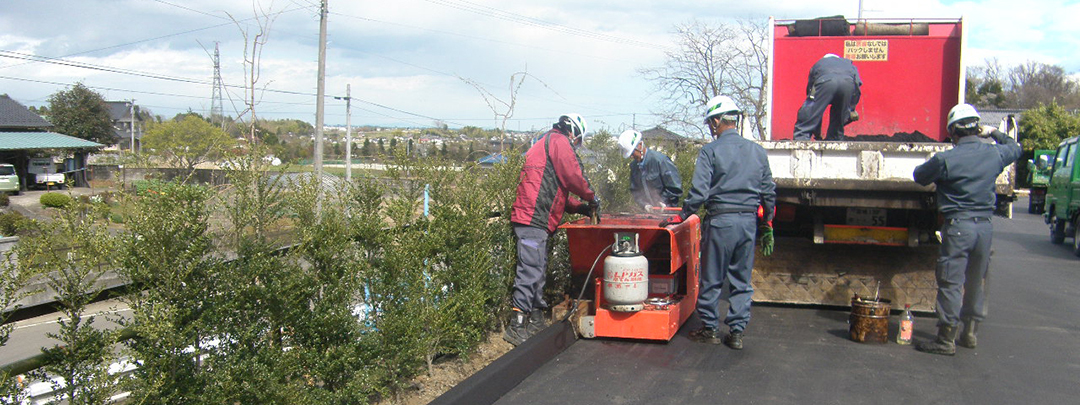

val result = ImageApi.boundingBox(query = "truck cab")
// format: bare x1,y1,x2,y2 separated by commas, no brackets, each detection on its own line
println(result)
1028,149,1055,213
1044,136,1080,256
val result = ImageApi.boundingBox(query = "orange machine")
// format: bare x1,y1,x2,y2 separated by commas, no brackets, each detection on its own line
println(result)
559,213,700,341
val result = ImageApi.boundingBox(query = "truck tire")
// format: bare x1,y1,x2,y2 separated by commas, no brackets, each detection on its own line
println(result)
1050,215,1066,245
1073,220,1080,257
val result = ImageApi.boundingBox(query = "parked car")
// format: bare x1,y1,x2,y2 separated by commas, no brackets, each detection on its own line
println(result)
0,163,19,195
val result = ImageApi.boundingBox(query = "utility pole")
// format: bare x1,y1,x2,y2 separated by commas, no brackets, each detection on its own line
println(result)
344,84,352,183
314,0,327,181
313,0,328,216
335,85,352,182
129,99,136,153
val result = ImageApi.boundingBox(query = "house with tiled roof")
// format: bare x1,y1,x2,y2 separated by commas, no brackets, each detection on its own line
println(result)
106,100,142,151
0,94,103,190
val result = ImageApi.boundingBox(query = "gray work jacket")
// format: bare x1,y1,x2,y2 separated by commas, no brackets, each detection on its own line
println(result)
630,149,683,208
681,129,776,222
913,130,1022,219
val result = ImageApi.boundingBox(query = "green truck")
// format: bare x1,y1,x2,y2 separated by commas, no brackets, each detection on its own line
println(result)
1044,137,1080,256
1028,149,1055,213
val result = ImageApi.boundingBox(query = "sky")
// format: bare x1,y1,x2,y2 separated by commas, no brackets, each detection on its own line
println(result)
0,0,1077,133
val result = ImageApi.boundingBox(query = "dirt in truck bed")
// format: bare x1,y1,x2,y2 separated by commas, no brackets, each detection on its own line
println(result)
828,130,939,143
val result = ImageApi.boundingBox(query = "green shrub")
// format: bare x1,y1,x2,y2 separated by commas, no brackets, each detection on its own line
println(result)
40,192,71,208
0,193,8,207
132,180,169,197
0,211,30,236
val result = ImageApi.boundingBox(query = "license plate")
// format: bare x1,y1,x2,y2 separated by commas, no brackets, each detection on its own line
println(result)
846,208,886,227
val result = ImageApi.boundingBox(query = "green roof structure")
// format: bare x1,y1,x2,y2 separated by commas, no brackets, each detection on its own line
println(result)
0,131,103,150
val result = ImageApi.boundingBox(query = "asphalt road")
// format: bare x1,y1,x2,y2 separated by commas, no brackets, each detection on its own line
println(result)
496,197,1080,405
2,299,130,368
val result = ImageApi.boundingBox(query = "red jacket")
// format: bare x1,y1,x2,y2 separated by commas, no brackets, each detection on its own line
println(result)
511,128,595,234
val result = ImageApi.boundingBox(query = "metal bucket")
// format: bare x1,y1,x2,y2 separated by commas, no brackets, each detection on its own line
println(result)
849,297,891,343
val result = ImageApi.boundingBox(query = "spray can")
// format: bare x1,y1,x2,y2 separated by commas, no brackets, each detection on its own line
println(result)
896,304,914,345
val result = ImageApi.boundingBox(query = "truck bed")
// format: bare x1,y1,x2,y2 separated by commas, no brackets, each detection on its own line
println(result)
763,140,1016,205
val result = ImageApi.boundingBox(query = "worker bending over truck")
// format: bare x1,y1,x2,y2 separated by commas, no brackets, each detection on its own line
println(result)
661,95,776,350
506,113,600,346
618,129,683,211
912,103,1021,356
793,54,862,141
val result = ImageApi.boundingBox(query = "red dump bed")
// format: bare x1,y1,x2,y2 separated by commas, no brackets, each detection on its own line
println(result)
769,18,963,141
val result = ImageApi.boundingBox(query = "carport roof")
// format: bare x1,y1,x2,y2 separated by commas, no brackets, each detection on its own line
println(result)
0,131,104,150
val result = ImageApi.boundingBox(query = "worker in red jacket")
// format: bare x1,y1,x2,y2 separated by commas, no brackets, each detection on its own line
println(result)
506,113,599,346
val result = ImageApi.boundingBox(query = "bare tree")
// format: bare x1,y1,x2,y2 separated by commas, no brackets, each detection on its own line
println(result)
226,2,280,144
460,66,560,152
640,19,770,139
1007,61,1080,110
966,58,1008,108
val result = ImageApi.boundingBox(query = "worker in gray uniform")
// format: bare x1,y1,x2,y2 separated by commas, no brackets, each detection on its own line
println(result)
660,95,776,350
793,53,862,141
618,129,683,210
912,103,1021,355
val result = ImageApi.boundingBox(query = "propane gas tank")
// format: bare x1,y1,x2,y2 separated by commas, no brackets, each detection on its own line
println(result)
603,232,648,312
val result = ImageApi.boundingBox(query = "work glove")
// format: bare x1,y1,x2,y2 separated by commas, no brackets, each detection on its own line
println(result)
567,203,588,216
979,125,998,137
659,214,685,228
847,109,860,125
589,198,601,224
758,224,774,257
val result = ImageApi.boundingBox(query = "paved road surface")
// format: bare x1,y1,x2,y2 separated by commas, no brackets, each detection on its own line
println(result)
2,299,130,368
497,197,1080,404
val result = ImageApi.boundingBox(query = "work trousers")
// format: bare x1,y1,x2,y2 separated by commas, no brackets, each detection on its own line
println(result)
511,224,550,313
793,77,856,140
697,212,757,333
935,217,993,327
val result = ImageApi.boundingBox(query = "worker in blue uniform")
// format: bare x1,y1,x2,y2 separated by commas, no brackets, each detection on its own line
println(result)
793,54,862,141
618,129,683,211
660,95,776,350
912,103,1021,355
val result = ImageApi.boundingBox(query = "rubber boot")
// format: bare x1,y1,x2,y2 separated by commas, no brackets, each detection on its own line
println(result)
958,320,979,349
526,310,548,337
503,311,529,346
916,324,958,356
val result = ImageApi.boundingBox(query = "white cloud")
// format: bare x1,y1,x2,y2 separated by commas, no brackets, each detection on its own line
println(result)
0,0,1075,130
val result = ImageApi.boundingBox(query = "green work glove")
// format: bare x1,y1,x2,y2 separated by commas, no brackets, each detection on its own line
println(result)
758,224,774,256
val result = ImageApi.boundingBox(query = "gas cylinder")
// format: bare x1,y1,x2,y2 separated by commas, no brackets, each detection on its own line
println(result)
603,232,648,312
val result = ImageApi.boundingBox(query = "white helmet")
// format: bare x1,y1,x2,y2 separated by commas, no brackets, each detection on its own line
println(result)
704,95,741,123
559,113,587,138
617,129,643,159
946,103,980,133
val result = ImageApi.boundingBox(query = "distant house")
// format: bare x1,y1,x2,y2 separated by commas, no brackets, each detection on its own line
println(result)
641,126,693,151
106,101,142,151
0,95,104,189
978,108,1024,130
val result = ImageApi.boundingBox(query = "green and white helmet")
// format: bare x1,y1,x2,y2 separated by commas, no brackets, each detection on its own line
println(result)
617,129,643,159
559,113,587,138
704,95,741,123
946,103,980,133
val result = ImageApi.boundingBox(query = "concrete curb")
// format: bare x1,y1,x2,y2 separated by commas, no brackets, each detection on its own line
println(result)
429,321,578,405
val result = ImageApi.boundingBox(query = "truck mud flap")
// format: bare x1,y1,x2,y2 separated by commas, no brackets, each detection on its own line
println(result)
429,320,578,405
